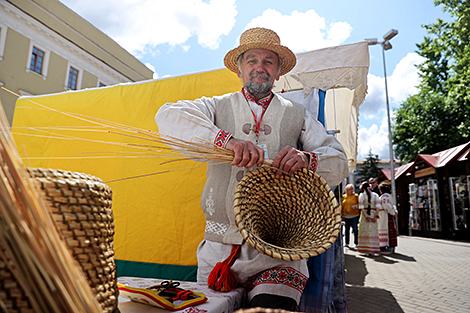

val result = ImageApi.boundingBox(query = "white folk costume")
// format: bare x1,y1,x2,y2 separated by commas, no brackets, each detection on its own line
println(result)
378,193,398,247
156,89,348,303
357,191,381,254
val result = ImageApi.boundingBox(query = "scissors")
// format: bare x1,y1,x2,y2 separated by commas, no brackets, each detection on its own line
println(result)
147,280,180,291
150,280,197,301
160,281,180,289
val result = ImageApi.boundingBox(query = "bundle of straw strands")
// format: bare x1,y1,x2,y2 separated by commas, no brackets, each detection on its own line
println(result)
0,102,103,312
5,85,246,183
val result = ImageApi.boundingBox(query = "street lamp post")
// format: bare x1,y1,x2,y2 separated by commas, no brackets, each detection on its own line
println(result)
365,29,398,206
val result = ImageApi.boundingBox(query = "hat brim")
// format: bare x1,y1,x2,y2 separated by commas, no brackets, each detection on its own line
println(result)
224,42,296,77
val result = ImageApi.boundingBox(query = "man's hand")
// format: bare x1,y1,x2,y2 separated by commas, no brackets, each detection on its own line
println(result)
272,146,308,178
225,138,265,168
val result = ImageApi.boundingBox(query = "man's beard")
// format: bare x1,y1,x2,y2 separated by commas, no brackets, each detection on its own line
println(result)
244,72,273,99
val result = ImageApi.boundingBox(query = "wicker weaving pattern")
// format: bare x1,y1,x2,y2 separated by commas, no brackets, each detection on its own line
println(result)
0,168,119,313
29,168,119,313
0,249,34,312
234,167,341,261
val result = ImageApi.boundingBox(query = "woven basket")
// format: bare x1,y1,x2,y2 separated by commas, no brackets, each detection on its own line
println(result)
0,247,34,313
234,167,341,261
0,168,119,313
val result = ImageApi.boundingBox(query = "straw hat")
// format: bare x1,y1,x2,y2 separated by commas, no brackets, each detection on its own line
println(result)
224,27,296,76
234,167,341,261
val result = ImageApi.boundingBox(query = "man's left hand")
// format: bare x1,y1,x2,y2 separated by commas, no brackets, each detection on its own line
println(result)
272,146,308,178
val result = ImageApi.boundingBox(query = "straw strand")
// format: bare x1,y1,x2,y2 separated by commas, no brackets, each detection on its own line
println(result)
7,86,272,183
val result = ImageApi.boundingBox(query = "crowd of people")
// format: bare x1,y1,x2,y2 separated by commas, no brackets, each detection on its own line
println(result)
341,178,398,256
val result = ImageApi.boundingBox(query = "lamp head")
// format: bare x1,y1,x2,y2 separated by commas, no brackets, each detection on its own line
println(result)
383,41,392,50
365,38,378,45
383,29,398,41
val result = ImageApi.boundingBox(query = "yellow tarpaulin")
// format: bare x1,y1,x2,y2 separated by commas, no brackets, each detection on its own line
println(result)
12,68,242,279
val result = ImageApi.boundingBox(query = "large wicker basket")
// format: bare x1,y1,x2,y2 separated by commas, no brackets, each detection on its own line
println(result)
234,167,341,261
0,168,119,313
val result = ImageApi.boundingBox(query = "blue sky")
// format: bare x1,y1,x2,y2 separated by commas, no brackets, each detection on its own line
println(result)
60,0,450,161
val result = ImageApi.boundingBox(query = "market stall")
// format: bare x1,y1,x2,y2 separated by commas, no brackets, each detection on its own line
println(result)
383,142,470,239
12,41,369,279
11,41,370,312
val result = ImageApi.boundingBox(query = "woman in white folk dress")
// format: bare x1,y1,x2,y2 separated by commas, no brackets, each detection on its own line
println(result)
377,184,397,253
378,183,398,253
357,181,381,256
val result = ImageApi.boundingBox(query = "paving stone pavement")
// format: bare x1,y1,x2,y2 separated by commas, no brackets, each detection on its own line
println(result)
343,236,470,313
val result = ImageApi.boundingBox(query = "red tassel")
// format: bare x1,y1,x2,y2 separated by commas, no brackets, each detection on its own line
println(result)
207,245,241,292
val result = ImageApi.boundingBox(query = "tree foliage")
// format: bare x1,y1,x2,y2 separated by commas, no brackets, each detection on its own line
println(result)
393,0,470,162
356,150,381,187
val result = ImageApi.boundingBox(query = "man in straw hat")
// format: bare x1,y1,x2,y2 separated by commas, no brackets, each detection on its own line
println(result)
156,27,348,310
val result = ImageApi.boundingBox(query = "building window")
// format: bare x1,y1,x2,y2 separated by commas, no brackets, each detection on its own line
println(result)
26,42,50,79
67,66,79,90
30,46,45,74
99,82,106,87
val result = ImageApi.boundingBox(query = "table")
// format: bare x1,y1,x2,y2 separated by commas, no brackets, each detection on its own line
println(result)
118,277,246,313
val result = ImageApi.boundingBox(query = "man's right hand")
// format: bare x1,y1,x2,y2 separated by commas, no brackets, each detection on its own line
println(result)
225,138,265,168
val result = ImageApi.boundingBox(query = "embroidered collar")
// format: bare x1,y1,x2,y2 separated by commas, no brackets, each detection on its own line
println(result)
242,88,274,111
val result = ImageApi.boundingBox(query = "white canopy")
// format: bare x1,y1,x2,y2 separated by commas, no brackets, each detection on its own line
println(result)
274,41,369,172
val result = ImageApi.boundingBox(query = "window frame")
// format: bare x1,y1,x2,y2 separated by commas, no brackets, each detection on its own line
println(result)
25,41,50,79
65,63,82,90
30,46,45,74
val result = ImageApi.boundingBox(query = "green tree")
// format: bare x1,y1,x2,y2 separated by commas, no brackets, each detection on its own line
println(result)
356,149,381,187
393,0,470,162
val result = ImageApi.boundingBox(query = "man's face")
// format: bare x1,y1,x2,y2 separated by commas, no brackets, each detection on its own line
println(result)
237,48,280,94
370,180,377,188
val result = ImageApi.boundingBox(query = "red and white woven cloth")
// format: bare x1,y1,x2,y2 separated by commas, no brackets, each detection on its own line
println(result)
118,276,245,313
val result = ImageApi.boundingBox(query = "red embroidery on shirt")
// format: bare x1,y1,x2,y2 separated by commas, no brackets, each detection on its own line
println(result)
214,130,232,148
242,267,307,293
241,88,273,111
303,151,318,172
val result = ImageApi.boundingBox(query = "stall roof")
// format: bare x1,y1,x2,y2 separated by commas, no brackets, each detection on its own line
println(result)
458,148,470,161
415,141,470,168
381,162,414,180
417,155,439,168
379,142,470,185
